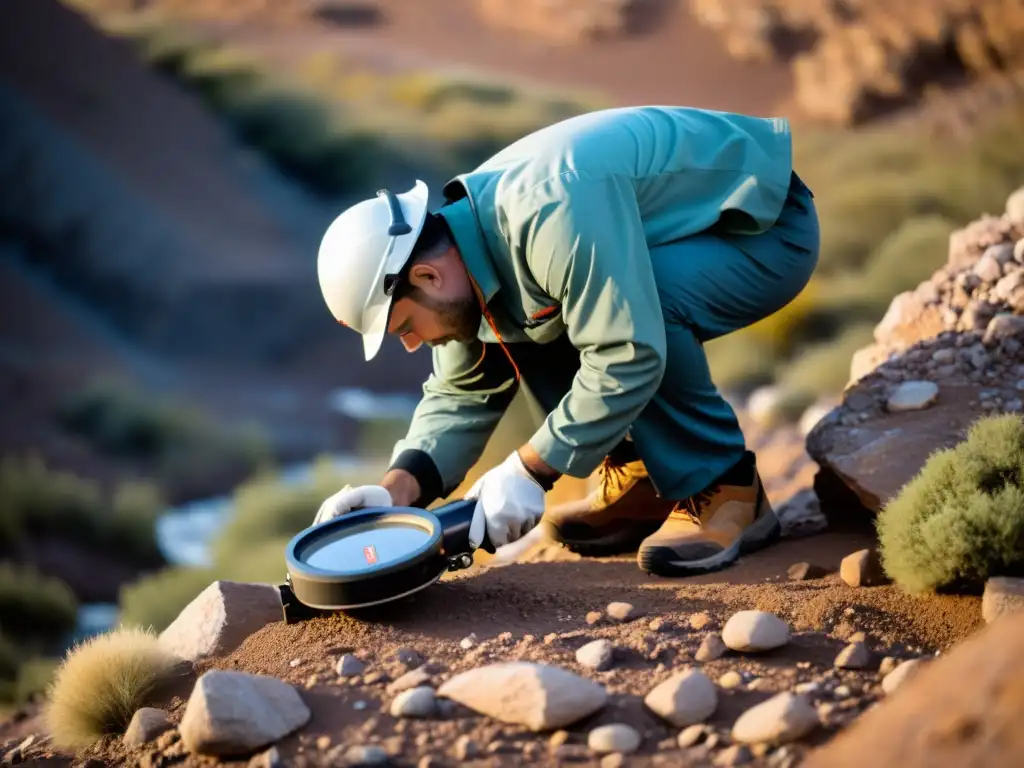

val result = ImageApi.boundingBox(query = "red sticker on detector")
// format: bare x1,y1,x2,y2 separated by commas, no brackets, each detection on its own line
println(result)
363,545,378,565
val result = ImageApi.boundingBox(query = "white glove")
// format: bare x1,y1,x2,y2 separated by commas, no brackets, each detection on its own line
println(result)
464,451,546,549
313,484,393,525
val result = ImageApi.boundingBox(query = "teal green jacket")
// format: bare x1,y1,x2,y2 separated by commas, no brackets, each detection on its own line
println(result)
388,105,794,503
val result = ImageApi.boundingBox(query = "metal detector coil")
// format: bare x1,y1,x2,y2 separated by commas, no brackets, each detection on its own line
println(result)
278,498,491,623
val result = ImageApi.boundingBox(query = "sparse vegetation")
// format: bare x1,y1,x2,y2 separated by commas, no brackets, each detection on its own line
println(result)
0,454,164,567
0,562,79,645
877,413,1024,594
70,4,605,198
45,627,181,749
57,377,272,494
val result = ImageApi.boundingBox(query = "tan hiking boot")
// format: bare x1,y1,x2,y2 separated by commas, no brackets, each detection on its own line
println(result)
637,454,780,576
540,449,676,556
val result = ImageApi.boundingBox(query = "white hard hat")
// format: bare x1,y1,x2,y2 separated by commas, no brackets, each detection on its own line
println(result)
317,180,430,361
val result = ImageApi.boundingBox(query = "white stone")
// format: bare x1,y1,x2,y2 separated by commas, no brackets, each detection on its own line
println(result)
390,686,436,718
721,611,790,652
1014,239,1024,265
885,380,939,412
776,488,828,539
643,667,718,727
459,633,477,650
336,654,364,677
588,723,641,754
576,639,615,671
731,692,819,745
881,658,928,694
982,577,1024,623
159,580,282,662
436,662,607,731
179,670,310,756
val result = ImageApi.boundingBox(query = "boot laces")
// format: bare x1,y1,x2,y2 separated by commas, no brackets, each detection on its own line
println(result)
670,486,718,524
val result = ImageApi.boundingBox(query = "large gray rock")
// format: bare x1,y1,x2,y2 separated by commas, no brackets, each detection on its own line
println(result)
180,670,310,756
159,581,282,662
436,662,607,731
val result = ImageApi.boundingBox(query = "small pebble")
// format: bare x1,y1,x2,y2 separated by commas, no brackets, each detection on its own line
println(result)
588,723,641,754
585,611,604,625
600,755,626,768
577,638,616,671
787,562,828,581
722,611,790,652
834,642,871,669
390,686,436,718
690,611,712,630
696,633,728,662
839,548,890,587
607,602,640,621
718,671,743,689
344,746,388,765
459,634,477,650
881,659,927,694
833,685,852,699
337,654,365,677
289,658,302,668
677,724,707,748
732,692,819,745
878,656,899,676
648,617,666,631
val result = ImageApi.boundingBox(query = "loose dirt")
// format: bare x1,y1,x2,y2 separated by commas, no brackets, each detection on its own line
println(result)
29,527,982,768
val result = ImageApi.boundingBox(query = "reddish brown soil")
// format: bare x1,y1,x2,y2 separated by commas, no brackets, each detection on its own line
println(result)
5,527,985,767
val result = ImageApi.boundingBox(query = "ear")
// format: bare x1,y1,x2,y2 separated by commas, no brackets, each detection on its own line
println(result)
408,261,443,290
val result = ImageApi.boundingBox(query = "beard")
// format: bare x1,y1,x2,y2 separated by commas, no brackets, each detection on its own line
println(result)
417,293,482,345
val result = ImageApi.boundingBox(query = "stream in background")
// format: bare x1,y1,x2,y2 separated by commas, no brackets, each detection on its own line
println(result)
69,388,419,644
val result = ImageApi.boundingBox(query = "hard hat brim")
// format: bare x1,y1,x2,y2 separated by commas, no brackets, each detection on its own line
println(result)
361,180,430,361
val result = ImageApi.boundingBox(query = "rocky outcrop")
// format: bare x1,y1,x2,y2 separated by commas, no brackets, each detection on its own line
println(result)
802,611,1024,767
687,0,1024,125
807,187,1024,519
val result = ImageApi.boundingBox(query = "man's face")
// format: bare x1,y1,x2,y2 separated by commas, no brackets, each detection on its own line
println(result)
386,260,481,353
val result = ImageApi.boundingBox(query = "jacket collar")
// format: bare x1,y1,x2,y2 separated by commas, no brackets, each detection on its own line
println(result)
437,196,500,304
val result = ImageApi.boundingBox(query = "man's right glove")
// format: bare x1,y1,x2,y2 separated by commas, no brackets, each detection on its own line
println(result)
313,484,393,526
463,451,546,550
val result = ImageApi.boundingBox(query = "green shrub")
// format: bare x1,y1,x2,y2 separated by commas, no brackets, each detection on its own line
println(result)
0,561,78,644
57,378,271,478
0,633,19,682
877,413,1024,594
0,455,164,567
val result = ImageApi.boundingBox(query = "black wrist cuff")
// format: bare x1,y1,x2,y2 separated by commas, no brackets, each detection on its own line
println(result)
389,449,443,508
519,453,557,492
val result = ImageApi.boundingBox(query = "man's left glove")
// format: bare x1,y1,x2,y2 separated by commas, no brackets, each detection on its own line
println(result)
464,450,546,550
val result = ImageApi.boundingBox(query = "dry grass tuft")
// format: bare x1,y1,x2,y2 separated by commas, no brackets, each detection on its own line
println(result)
44,627,182,750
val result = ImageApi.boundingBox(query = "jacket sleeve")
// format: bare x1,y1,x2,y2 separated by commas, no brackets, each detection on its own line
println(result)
388,338,519,505
517,173,668,478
